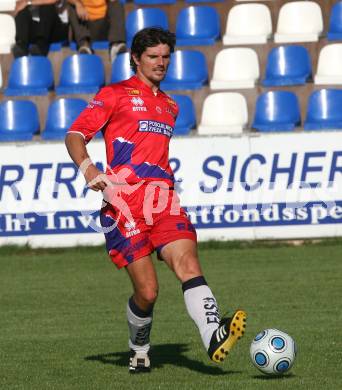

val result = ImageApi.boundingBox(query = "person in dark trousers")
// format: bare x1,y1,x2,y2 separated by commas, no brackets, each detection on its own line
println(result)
12,0,68,58
67,0,126,62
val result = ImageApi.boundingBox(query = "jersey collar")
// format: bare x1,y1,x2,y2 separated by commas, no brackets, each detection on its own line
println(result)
130,75,162,97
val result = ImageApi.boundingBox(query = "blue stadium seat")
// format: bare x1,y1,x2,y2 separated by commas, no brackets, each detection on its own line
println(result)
262,45,312,86
69,40,109,51
4,56,53,96
176,6,220,46
252,91,301,132
0,100,39,141
161,50,208,90
42,98,88,140
28,41,67,52
49,42,63,52
133,0,175,5
304,89,342,130
126,8,168,47
185,0,224,3
111,52,134,83
328,1,342,40
170,94,196,135
48,39,68,52
56,54,105,95
92,41,109,50
69,41,78,51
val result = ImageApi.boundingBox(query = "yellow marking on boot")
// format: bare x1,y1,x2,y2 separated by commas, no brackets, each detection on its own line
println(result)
212,310,247,363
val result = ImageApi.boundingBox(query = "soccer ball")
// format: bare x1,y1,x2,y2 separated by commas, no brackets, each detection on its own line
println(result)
250,328,297,375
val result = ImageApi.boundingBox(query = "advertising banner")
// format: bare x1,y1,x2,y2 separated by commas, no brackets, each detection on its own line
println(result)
1,132,342,246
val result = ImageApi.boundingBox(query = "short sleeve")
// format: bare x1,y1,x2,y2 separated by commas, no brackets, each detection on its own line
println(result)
68,86,117,143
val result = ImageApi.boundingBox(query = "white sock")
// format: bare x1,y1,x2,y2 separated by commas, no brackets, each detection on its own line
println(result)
183,276,220,350
127,297,153,353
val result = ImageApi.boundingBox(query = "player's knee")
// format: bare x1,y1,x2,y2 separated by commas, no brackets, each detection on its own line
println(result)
138,286,159,306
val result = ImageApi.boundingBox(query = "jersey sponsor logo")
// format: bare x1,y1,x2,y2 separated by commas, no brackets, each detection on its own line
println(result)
131,97,147,112
155,106,162,114
167,98,177,106
166,98,177,117
131,97,144,106
133,107,147,111
166,107,176,118
124,220,141,238
176,222,194,232
138,120,173,137
126,88,141,96
87,99,104,109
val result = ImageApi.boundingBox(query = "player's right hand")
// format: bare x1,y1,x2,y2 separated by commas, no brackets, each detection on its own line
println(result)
84,165,112,192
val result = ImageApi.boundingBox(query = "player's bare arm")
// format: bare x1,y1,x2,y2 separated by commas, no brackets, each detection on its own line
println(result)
65,132,109,192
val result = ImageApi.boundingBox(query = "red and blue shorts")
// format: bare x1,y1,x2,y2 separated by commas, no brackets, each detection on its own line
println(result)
100,184,197,269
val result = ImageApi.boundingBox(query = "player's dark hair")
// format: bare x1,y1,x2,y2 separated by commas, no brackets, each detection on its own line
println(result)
130,27,176,72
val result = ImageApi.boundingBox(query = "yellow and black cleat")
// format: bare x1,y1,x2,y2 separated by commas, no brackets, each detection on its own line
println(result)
208,310,247,363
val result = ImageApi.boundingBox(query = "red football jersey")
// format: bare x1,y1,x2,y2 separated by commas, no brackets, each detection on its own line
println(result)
68,75,179,186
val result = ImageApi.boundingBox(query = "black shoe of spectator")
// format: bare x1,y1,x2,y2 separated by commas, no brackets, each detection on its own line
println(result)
12,44,28,58
29,44,47,56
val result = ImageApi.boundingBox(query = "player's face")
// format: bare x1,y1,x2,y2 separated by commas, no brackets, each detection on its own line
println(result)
134,44,171,87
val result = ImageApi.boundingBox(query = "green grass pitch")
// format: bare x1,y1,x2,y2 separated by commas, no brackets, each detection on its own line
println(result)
0,240,341,389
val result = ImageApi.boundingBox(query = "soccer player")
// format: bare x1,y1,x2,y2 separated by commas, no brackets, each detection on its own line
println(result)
65,27,247,373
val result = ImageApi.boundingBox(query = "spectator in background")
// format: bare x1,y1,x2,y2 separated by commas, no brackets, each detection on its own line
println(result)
67,0,126,62
12,0,69,58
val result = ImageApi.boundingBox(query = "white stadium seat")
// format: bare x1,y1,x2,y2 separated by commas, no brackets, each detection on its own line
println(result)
223,3,272,45
0,14,15,54
0,0,15,11
198,92,248,135
210,48,259,90
314,44,342,85
274,1,323,43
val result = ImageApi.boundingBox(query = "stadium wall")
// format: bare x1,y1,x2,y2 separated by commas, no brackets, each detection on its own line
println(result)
1,131,342,247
